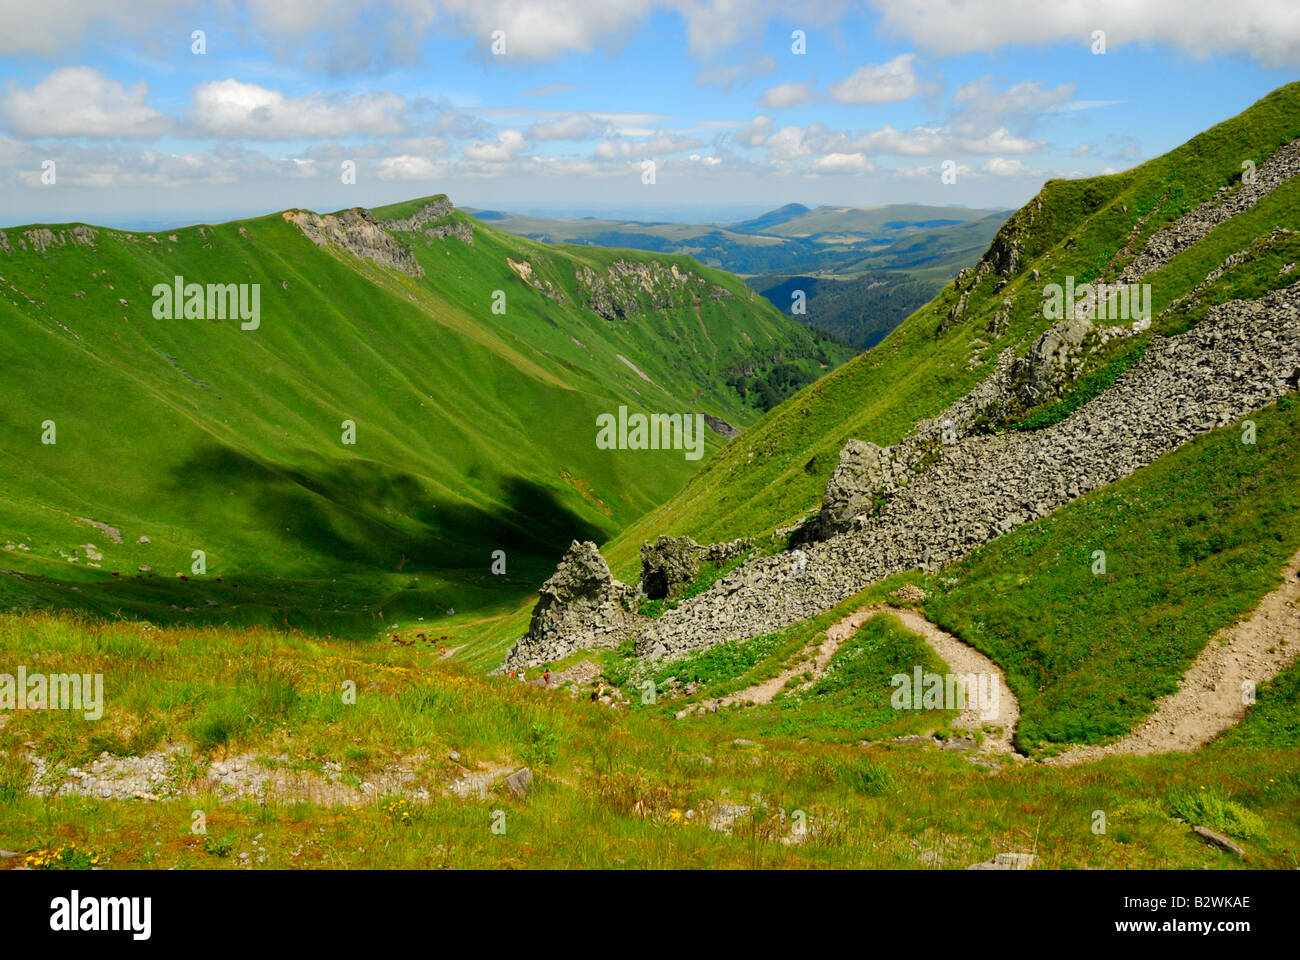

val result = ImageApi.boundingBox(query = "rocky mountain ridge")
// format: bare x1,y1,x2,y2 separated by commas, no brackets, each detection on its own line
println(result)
500,133,1300,671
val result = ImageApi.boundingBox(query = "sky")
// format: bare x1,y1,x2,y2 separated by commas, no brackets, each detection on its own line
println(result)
0,0,1296,228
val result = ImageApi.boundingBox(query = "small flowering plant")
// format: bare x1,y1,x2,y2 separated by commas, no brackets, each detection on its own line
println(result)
24,843,101,869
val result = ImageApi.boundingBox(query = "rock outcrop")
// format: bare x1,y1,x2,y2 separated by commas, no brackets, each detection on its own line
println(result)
500,540,636,670
639,535,702,600
283,208,424,277
576,259,731,321
703,414,739,439
379,197,474,245
2,226,97,254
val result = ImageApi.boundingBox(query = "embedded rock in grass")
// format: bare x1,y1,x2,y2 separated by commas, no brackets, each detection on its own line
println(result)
504,767,533,799
967,852,1035,870
703,414,739,439
803,439,906,540
1192,825,1245,858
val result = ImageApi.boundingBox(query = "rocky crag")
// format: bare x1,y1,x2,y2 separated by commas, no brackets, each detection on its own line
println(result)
501,534,751,670
576,259,732,321
379,197,475,245
499,135,1300,671
284,207,425,277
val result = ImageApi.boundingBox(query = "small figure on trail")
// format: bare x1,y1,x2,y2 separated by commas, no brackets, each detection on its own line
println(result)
544,669,551,687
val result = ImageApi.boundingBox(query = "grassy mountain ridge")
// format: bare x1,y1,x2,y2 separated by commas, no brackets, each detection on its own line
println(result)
598,82,1300,584
0,196,847,634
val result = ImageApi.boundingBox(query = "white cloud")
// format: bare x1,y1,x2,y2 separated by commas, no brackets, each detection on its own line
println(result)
376,154,446,180
0,0,186,55
869,0,1300,67
732,115,774,147
982,156,1040,177
810,152,874,174
594,133,702,159
951,78,1076,118
191,80,407,139
828,53,923,104
765,125,812,162
438,0,652,60
528,113,611,141
3,67,172,138
759,82,815,109
850,123,1040,156
462,128,529,162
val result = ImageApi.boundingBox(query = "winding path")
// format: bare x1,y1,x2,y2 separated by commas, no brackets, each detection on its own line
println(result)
1048,548,1300,766
716,546,1300,764
718,604,1020,754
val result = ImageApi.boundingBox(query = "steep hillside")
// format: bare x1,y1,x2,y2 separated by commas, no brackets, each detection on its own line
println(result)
0,196,847,633
601,82,1300,581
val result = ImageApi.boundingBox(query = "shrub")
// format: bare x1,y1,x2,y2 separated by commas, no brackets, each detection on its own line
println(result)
1169,788,1266,841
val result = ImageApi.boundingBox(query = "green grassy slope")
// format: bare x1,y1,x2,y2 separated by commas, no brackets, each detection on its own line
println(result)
600,82,1300,583
0,199,846,635
3,605,1297,869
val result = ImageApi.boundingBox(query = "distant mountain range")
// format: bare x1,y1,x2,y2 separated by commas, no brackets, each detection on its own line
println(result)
467,202,1011,348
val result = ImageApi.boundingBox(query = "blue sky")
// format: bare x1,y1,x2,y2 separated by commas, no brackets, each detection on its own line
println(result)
0,0,1295,227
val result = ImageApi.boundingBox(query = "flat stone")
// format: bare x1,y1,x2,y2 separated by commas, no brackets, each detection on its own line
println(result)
504,767,534,799
968,852,1036,870
1192,825,1245,858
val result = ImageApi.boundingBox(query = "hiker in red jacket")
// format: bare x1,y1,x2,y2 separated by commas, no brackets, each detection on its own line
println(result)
544,669,551,687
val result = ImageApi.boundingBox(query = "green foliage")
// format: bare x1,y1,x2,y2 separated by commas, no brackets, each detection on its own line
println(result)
521,720,561,767
1168,789,1266,841
651,630,787,688
738,613,954,741
202,833,237,858
837,761,898,796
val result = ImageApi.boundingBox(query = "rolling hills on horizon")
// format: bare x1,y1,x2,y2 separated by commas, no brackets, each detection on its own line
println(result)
468,200,1010,348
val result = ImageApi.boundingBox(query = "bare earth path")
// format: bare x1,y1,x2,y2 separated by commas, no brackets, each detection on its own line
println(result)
718,604,1020,754
1049,549,1300,766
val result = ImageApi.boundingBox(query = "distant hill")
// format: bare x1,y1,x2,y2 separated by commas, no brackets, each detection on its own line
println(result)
0,195,848,634
469,202,1009,348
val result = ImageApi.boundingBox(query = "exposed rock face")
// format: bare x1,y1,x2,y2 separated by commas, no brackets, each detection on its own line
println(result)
802,440,908,541
501,540,635,670
379,198,473,245
703,414,739,439
637,281,1300,661
379,196,452,230
6,226,97,254
640,535,702,600
507,257,568,303
576,259,731,321
283,208,424,277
